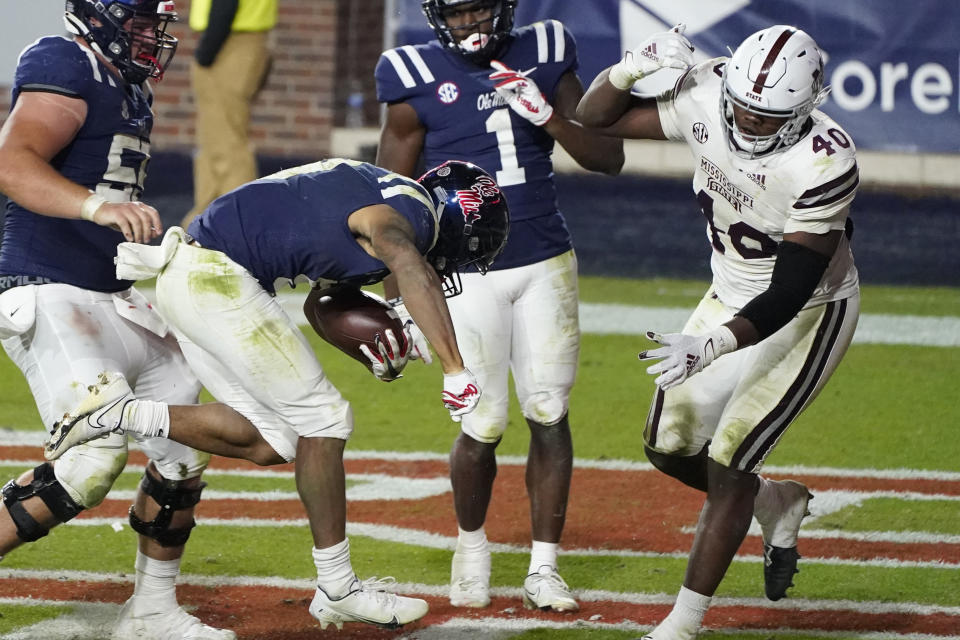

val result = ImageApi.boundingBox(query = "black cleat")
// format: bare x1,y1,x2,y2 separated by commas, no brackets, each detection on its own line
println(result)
763,543,801,601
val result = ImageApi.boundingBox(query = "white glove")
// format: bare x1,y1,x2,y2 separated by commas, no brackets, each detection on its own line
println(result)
608,23,695,90
638,326,737,390
388,298,433,364
489,60,554,127
442,368,481,422
359,329,410,382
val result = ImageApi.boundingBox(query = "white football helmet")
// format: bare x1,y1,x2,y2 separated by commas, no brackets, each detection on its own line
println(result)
720,25,829,158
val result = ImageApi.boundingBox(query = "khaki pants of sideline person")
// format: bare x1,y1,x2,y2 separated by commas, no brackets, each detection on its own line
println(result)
182,31,271,227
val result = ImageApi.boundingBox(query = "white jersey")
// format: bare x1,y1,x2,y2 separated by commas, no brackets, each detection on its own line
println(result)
657,58,860,309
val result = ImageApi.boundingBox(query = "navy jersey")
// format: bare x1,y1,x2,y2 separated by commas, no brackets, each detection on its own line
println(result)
376,20,577,270
0,36,153,292
187,159,439,294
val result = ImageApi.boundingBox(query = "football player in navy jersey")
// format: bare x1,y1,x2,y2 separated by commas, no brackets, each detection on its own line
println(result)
43,158,510,630
375,0,624,613
578,25,860,639
0,1,234,639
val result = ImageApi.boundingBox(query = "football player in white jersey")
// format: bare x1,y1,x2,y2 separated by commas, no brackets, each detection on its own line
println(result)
577,25,860,639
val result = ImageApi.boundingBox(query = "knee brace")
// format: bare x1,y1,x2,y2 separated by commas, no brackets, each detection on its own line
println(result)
128,468,206,548
2,463,84,542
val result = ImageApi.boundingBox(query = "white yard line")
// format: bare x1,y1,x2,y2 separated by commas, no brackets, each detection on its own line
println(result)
2,573,958,619
130,288,960,346
51,517,960,570
3,446,960,482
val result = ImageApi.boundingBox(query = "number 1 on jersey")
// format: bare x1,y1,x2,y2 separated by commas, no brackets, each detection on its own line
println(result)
485,108,526,187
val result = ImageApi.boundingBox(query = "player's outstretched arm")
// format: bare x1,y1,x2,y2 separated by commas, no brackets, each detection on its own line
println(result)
542,70,625,175
577,24,693,139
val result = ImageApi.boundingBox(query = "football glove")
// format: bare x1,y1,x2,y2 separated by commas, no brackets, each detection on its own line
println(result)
359,329,410,382
608,23,695,90
638,326,737,390
442,368,481,422
489,60,554,127
388,298,433,364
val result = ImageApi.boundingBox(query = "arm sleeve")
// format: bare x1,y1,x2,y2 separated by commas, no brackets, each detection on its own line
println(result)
194,0,239,67
735,240,831,340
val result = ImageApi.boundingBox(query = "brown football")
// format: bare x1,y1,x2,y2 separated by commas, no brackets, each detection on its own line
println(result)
303,286,406,372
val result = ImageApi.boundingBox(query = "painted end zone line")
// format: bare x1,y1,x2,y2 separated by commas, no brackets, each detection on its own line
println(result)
2,581,959,640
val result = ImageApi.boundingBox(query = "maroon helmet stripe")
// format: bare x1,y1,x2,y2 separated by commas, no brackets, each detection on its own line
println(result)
752,28,796,94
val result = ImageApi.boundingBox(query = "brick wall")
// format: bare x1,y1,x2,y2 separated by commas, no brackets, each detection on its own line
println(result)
0,0,386,159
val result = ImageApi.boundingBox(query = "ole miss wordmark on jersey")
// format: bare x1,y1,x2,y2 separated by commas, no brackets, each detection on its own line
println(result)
0,36,154,292
188,159,439,294
376,20,578,270
657,58,860,309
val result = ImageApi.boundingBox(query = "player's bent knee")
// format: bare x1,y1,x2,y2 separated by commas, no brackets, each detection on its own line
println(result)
521,392,567,427
2,463,85,542
644,444,708,492
129,465,206,547
55,442,129,508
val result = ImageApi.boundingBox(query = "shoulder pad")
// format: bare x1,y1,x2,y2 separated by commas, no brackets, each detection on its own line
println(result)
515,20,577,68
16,37,111,98
375,44,439,103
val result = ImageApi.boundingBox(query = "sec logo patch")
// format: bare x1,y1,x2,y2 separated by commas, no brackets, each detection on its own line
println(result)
437,81,459,104
692,122,709,143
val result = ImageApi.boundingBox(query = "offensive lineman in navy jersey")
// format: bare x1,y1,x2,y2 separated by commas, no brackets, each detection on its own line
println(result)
44,158,510,630
376,0,624,612
0,2,234,638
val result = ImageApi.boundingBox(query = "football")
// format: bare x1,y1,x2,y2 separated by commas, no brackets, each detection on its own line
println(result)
303,286,406,373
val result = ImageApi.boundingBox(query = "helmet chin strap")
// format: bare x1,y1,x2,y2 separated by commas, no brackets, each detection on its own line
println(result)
64,12,109,59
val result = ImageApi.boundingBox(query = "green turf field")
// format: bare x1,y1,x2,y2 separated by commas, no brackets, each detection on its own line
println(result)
1,276,958,639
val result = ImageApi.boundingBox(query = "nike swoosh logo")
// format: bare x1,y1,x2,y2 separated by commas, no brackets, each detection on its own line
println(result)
8,306,21,317
88,395,129,430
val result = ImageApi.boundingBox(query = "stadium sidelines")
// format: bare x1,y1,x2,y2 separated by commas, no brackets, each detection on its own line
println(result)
135,289,960,347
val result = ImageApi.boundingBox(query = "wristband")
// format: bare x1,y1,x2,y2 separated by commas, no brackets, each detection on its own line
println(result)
608,55,641,91
80,193,107,222
708,325,738,357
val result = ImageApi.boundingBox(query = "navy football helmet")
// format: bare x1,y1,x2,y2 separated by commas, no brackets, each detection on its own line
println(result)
422,0,516,64
418,161,510,297
64,0,178,84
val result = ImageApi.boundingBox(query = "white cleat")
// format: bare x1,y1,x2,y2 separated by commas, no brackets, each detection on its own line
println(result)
754,478,813,600
639,618,700,640
449,549,491,608
308,576,428,630
522,565,579,612
44,371,133,461
113,597,236,640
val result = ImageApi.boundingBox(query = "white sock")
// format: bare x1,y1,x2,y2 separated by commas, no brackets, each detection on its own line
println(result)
131,550,179,614
455,526,488,554
124,399,171,438
753,475,775,520
313,539,356,598
664,586,711,630
528,540,558,574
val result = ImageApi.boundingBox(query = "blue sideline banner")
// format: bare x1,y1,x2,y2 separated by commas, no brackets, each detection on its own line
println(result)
388,0,960,153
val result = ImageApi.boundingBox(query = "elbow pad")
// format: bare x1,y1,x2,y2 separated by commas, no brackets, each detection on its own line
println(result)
735,241,831,340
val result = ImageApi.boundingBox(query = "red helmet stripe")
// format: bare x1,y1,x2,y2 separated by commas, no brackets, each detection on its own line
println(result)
752,28,795,94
